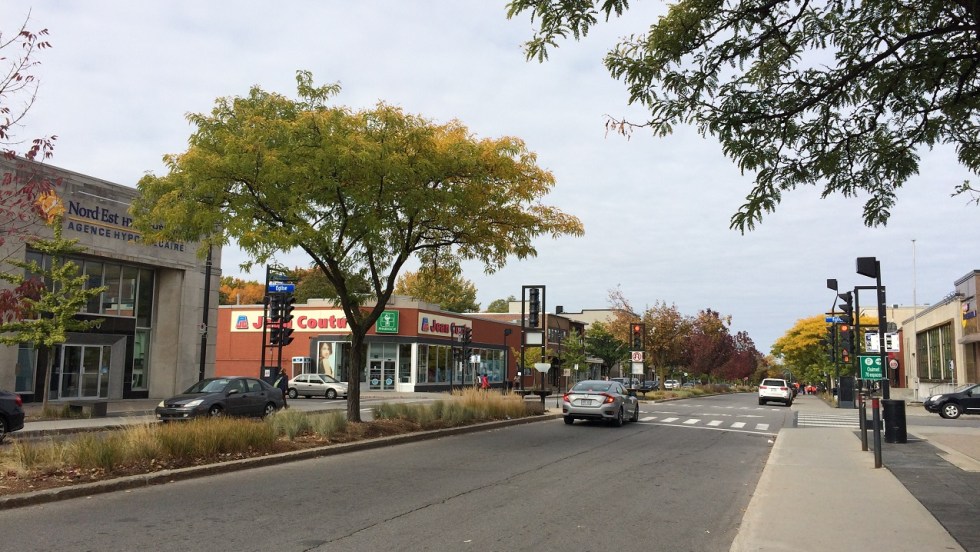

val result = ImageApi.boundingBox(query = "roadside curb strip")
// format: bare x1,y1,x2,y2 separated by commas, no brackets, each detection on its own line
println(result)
0,412,561,510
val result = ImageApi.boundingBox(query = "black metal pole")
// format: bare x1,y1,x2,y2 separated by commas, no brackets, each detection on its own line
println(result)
872,397,883,468
198,245,212,381
876,262,889,399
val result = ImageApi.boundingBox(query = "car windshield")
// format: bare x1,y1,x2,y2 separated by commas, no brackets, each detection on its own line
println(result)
184,379,230,394
953,383,978,393
321,375,340,383
571,381,612,393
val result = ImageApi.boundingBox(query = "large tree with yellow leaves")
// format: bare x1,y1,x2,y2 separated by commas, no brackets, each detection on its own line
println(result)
132,72,584,422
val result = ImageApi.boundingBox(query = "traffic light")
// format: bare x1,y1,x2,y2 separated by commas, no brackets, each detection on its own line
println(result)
268,294,283,323
280,295,295,324
461,326,473,348
630,323,645,350
838,291,853,326
528,288,540,328
270,326,294,346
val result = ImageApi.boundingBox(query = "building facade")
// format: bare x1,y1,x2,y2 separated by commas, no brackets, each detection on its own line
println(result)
0,158,220,402
901,270,980,401
216,296,523,392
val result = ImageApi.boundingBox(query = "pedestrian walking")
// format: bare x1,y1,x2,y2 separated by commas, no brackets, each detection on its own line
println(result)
275,369,289,408
480,373,490,393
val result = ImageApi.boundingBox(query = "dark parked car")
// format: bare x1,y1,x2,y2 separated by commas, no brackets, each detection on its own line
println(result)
0,389,25,443
923,383,980,419
562,379,639,426
156,377,284,421
638,380,659,393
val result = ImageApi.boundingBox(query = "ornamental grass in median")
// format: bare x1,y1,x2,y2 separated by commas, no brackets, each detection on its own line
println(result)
0,390,533,494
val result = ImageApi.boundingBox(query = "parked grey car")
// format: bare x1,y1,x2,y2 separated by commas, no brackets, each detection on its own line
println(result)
288,373,348,399
0,389,25,443
562,379,639,426
156,377,284,420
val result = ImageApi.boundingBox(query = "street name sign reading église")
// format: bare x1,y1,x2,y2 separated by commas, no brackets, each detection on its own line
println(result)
859,355,883,379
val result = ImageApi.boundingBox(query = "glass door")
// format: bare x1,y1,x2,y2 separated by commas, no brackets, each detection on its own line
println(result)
368,360,383,391
60,344,110,399
383,360,396,390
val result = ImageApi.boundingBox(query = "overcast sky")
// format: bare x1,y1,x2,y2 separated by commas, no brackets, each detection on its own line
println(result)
10,1,978,353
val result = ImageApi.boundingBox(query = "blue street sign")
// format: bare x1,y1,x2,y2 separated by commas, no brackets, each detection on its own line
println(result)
825,316,842,323
268,283,295,293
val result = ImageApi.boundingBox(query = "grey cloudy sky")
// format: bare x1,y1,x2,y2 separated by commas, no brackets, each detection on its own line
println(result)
11,1,978,353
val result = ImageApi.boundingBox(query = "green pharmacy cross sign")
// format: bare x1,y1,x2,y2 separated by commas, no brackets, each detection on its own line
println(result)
859,355,883,379
375,310,399,334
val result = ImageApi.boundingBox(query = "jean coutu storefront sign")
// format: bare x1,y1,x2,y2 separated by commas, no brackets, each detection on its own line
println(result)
418,313,469,338
231,309,350,332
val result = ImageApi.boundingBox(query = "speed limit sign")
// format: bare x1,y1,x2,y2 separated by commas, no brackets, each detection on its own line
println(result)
631,351,644,362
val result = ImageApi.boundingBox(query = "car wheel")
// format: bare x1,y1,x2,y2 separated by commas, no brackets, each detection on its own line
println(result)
287,388,298,399
563,416,574,425
758,399,765,405
263,402,278,417
612,408,624,427
630,404,639,422
207,405,223,417
786,400,793,407
326,389,338,400
941,403,962,419
0,417,7,443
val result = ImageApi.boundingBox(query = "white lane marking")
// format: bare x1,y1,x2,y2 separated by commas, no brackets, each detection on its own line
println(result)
707,420,723,427
662,417,679,423
755,423,770,431
683,418,700,425
731,422,746,429
640,416,657,422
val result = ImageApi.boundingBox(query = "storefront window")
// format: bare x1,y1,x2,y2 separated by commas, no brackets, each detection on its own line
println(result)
136,268,154,327
83,260,104,313
399,344,412,383
132,330,149,390
102,263,121,314
417,346,428,383
119,266,138,316
15,344,35,394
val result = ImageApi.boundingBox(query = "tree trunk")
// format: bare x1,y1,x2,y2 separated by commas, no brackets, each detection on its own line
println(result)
40,345,52,410
345,331,364,423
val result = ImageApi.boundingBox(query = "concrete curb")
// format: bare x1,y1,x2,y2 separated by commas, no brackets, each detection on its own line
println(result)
0,412,561,510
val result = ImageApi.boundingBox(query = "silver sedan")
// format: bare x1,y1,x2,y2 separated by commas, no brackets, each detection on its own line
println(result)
287,373,348,399
562,380,639,426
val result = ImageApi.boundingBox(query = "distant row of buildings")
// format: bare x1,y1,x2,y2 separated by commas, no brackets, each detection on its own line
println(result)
1,159,976,403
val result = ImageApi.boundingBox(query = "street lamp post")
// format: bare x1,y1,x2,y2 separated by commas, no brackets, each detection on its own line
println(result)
503,328,512,391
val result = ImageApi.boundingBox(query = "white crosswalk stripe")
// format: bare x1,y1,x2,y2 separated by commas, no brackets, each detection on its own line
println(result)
633,411,777,434
797,413,859,428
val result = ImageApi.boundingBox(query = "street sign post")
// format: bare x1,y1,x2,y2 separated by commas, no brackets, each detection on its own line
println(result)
268,282,296,294
859,355,883,379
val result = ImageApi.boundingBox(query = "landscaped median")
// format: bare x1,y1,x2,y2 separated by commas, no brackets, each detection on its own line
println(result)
0,389,555,509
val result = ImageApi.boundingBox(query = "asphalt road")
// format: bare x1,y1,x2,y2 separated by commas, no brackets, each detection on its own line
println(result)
0,394,789,552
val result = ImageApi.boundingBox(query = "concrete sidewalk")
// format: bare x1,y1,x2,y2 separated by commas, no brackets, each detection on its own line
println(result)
732,396,975,552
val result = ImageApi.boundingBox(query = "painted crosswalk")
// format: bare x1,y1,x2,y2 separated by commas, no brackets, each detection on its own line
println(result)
637,415,772,433
796,413,860,428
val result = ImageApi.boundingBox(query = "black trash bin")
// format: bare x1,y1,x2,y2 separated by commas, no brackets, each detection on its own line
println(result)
882,399,907,444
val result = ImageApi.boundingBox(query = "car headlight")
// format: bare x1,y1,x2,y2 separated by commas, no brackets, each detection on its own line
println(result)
185,399,203,407
157,400,165,408
928,395,943,402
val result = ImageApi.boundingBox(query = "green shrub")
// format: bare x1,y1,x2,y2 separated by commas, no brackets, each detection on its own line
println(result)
268,408,311,440
308,411,347,438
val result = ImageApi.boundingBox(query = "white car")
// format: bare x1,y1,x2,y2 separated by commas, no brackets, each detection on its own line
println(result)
664,379,680,390
758,378,793,406
287,373,348,399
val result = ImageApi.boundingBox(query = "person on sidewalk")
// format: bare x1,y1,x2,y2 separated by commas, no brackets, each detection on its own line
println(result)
274,370,289,408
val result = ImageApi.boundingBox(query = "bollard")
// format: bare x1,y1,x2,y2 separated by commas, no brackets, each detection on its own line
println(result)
872,398,882,469
881,399,907,444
